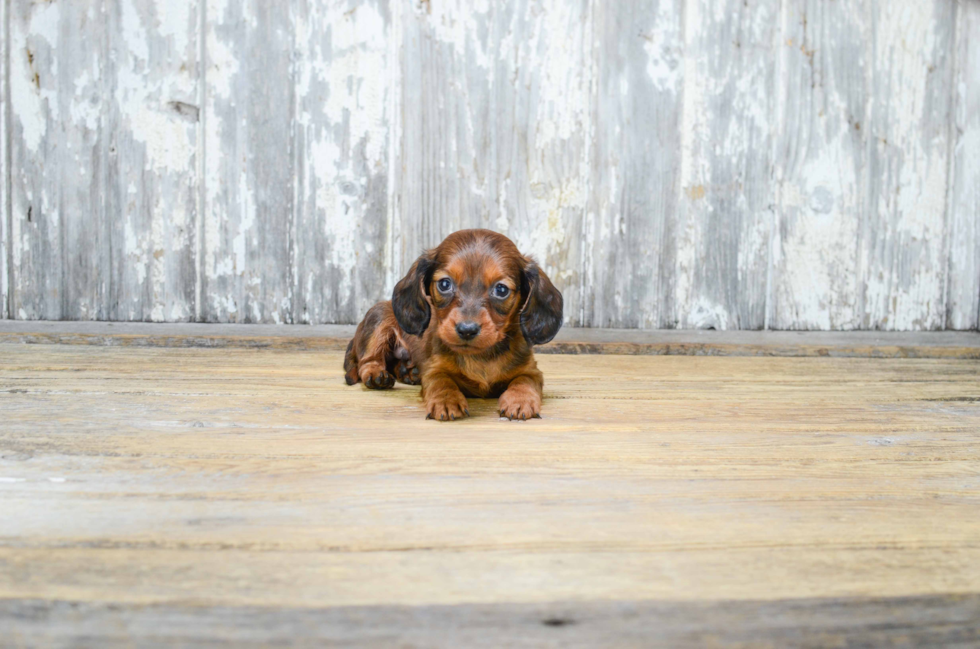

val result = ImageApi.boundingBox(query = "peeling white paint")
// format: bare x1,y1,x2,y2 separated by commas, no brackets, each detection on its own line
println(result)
125,221,148,286
10,1,61,153
862,0,951,330
946,1,980,330
642,3,682,93
2,0,972,330
0,0,6,318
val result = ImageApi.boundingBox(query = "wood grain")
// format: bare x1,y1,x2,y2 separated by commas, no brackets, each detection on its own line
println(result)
4,595,979,648
946,0,980,331
1,0,8,320
292,0,391,326
8,0,107,320
585,0,683,328
674,0,778,330
1,344,978,631
104,0,200,322
202,0,294,323
2,322,980,358
0,0,976,331
860,0,955,330
770,0,868,330
395,0,591,324
396,0,494,266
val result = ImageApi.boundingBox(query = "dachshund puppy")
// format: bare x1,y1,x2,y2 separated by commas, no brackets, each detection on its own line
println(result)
343,229,563,421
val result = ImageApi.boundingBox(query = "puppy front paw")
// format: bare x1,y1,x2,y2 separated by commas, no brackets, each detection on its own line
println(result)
425,391,469,421
360,363,395,390
394,361,421,385
498,388,541,421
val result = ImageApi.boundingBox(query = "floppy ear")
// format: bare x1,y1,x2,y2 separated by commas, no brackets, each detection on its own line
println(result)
392,252,436,336
519,259,564,345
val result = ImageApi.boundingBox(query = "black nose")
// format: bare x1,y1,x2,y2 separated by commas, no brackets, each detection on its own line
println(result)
456,321,481,341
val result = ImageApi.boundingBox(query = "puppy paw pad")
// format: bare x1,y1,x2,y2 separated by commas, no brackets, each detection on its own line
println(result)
498,392,541,421
363,370,395,390
425,393,469,422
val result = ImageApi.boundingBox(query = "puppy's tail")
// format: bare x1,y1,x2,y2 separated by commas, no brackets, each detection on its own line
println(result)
343,339,360,385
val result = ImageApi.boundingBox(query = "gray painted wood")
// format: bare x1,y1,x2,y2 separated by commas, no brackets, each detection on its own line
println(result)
0,0,976,330
770,1,868,330
489,0,592,327
2,321,979,359
946,0,980,331
859,0,955,331
292,0,391,325
9,0,107,320
772,0,959,331
673,0,778,331
585,0,683,329
105,0,200,322
1,0,8,319
202,0,294,323
395,0,591,325
4,595,979,648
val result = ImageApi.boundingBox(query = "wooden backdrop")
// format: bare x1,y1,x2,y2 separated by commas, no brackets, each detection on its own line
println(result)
1,0,978,330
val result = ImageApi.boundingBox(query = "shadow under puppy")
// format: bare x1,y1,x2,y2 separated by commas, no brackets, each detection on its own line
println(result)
344,229,563,421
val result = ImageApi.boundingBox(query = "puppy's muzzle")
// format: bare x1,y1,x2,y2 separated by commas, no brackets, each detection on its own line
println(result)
455,321,481,341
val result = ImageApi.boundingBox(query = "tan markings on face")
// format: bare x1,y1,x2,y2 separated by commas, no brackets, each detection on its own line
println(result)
429,252,518,354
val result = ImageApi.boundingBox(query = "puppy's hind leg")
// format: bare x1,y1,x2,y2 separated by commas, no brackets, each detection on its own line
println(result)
344,340,360,385
346,302,398,389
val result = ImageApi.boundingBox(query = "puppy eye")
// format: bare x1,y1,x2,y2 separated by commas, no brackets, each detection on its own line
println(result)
492,283,510,298
437,278,454,293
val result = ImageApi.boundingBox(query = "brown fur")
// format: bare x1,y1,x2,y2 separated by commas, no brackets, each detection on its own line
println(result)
344,229,563,421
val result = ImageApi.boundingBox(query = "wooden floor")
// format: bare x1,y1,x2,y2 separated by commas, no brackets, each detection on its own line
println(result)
1,339,979,646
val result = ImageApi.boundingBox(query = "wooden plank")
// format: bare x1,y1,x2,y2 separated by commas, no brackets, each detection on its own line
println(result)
3,595,979,648
292,0,391,325
772,0,959,332
1,0,8,320
202,0,293,323
0,345,979,645
8,0,107,320
485,0,592,327
770,1,868,330
395,0,591,324
0,321,979,358
946,0,980,330
584,0,683,328
860,0,955,330
395,0,494,261
103,0,201,322
673,0,779,330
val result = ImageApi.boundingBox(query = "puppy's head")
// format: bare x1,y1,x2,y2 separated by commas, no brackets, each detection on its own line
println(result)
392,229,563,353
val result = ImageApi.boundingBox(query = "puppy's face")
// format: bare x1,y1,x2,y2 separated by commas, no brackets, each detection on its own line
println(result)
428,247,521,354
392,230,564,352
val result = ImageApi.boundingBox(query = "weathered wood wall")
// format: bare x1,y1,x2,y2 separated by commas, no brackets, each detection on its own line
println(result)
1,0,978,329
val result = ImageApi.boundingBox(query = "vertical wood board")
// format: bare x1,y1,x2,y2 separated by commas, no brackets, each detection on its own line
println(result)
8,0,107,320
946,0,980,330
1,0,8,319
859,0,955,330
395,0,496,265
673,0,779,330
202,0,294,323
105,0,200,322
486,0,592,326
586,0,684,328
292,0,391,325
770,0,868,330
0,0,973,331
394,0,591,325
